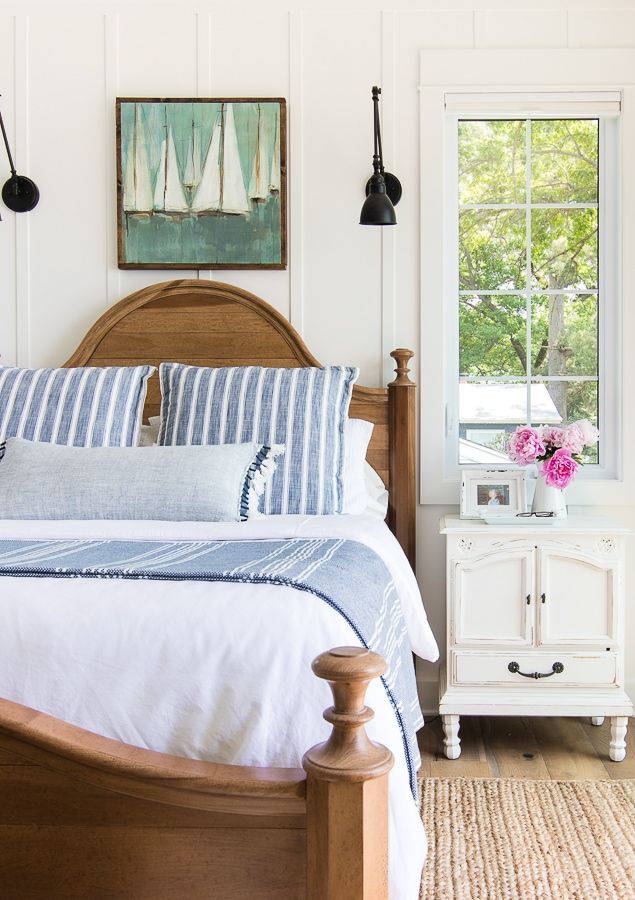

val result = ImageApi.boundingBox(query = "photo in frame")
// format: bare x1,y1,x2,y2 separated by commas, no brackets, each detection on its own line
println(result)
117,98,286,269
460,469,527,519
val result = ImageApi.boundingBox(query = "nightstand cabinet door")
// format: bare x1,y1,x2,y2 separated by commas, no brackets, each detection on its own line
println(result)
538,549,617,646
453,549,534,645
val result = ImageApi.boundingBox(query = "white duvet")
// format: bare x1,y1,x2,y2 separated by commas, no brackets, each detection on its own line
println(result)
0,514,439,900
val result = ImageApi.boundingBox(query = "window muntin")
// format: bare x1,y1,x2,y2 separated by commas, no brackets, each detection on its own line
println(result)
456,118,601,466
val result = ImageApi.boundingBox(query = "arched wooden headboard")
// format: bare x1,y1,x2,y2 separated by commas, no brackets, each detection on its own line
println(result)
64,279,416,568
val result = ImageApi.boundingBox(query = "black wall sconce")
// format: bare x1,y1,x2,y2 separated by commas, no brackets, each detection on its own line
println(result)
0,101,39,214
359,85,401,226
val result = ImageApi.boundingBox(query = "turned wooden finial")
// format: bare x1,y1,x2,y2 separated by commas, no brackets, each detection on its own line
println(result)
302,647,394,782
389,348,415,386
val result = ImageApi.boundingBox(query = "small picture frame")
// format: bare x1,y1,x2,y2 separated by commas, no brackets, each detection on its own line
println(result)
460,469,527,519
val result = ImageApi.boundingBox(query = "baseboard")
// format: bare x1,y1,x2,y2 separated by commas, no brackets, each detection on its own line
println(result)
416,670,439,718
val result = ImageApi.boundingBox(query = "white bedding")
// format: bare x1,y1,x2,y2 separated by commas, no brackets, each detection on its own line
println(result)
0,514,438,899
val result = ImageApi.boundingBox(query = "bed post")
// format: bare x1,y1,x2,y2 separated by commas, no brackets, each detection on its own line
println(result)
303,647,394,900
388,348,416,570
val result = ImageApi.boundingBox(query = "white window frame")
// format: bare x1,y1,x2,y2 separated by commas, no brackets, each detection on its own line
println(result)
443,103,620,483
418,47,634,508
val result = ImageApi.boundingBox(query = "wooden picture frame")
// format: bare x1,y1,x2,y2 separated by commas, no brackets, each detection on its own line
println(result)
116,98,287,270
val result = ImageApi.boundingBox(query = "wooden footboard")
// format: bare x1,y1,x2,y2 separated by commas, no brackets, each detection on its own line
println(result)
0,647,393,900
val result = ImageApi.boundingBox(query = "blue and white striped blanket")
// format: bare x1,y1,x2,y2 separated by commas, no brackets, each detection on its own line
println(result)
0,536,422,799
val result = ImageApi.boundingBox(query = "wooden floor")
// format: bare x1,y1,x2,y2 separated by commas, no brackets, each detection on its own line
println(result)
418,715,635,781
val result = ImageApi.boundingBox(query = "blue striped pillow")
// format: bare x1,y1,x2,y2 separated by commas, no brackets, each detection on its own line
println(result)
0,366,155,447
158,363,359,515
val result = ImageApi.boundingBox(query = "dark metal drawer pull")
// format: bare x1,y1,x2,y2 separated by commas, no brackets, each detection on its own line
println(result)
508,661,564,679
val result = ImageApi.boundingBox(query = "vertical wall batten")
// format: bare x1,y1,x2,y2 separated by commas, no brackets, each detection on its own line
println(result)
380,9,397,386
289,10,304,333
14,14,30,367
104,13,120,306
0,14,17,367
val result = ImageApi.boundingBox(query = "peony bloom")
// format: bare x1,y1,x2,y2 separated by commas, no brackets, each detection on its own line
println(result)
542,448,579,489
561,423,586,455
540,426,566,449
507,426,545,465
577,419,600,446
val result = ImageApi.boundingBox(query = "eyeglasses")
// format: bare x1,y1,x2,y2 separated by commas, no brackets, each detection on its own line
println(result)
516,511,556,518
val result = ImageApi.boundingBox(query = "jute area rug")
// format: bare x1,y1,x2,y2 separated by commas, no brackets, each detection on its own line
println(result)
419,776,635,899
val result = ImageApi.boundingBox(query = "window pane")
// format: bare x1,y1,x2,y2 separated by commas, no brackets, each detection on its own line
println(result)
460,295,526,376
459,209,526,290
532,381,599,463
459,120,526,204
459,381,527,464
458,381,596,464
531,381,597,427
531,208,598,291
531,119,599,204
459,427,510,464
531,294,598,376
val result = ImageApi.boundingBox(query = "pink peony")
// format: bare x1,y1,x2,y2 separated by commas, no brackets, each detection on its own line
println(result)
507,426,545,465
561,423,586,455
540,426,566,449
541,448,579,489
577,419,600,446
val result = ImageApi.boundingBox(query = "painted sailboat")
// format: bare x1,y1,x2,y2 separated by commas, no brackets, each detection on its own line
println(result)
249,104,269,202
269,110,280,194
191,103,249,216
153,124,189,215
182,118,202,192
123,104,153,215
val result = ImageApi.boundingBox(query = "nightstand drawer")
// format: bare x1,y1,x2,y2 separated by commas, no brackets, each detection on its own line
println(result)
452,651,618,687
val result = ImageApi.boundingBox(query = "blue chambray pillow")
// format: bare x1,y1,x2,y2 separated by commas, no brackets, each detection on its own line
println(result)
0,438,283,521
0,365,155,447
158,363,359,515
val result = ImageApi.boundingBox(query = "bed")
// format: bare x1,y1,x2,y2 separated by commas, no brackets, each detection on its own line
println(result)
0,279,437,900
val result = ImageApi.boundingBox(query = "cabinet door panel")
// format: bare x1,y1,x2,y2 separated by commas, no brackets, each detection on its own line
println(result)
453,550,533,645
538,549,616,645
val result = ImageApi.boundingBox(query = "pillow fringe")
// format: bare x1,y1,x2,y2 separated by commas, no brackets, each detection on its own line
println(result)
241,444,285,520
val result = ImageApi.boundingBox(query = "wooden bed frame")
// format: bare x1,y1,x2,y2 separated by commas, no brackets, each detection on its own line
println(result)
0,279,418,900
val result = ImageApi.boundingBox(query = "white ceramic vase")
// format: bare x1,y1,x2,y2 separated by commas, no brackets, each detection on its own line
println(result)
531,471,567,518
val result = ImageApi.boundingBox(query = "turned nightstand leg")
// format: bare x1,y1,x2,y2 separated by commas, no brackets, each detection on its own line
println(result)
591,716,605,726
442,714,461,759
609,716,628,761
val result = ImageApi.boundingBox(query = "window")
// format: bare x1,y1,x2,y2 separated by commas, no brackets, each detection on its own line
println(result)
445,105,619,476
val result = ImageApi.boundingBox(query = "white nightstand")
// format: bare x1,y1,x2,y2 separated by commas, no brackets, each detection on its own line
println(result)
439,514,633,761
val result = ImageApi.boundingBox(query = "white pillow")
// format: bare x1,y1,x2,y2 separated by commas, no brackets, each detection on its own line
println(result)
363,462,389,519
342,418,374,514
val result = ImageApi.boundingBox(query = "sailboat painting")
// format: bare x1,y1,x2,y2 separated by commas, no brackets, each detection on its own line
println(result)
117,98,286,269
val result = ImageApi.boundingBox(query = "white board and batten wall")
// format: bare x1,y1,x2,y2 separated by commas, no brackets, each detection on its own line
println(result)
1,1,634,710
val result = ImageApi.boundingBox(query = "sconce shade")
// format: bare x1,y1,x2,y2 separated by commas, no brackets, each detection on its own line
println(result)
360,173,397,226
